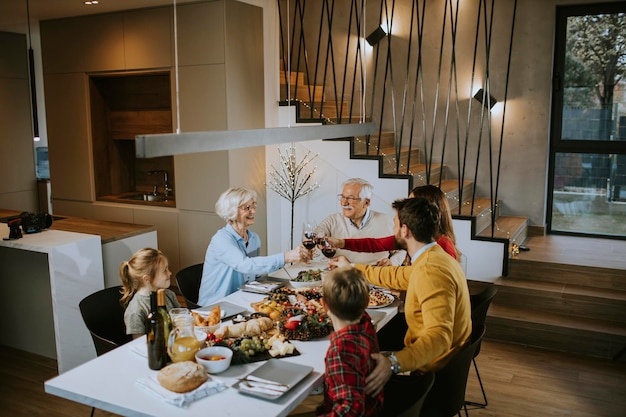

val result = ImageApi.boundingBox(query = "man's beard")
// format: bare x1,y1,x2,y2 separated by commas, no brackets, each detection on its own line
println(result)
394,235,407,250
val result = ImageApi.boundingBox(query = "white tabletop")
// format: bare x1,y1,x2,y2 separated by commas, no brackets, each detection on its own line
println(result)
44,287,398,417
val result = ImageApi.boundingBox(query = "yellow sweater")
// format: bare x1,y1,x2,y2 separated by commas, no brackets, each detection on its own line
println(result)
355,244,472,373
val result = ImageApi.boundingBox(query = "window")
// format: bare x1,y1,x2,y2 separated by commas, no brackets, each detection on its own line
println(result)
549,2,626,238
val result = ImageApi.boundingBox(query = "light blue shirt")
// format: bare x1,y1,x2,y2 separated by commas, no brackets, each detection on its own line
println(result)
410,241,437,264
198,223,285,306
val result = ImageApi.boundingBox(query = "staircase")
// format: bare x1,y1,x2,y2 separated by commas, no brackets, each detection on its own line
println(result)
484,235,626,361
280,68,529,250
281,70,626,362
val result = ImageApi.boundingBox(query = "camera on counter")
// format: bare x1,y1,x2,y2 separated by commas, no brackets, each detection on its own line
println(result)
4,212,53,240
19,211,53,234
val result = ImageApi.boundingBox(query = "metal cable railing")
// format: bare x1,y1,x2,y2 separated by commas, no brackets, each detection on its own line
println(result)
278,0,517,236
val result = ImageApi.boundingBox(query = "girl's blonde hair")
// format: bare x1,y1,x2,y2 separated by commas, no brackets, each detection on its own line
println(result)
119,248,167,307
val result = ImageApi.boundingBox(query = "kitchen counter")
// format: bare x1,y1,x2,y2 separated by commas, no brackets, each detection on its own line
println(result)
0,209,159,372
0,209,156,244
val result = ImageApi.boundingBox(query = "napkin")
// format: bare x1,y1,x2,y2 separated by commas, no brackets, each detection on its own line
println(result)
237,380,286,399
136,375,226,407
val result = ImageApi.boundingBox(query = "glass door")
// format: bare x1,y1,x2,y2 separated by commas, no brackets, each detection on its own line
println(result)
548,3,626,238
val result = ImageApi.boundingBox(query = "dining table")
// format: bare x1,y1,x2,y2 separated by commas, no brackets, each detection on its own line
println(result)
44,280,399,417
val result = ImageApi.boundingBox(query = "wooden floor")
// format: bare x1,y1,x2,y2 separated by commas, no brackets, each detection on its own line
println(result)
513,234,626,271
2,337,625,417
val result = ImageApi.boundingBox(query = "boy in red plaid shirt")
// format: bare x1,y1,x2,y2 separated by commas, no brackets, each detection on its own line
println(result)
317,267,383,417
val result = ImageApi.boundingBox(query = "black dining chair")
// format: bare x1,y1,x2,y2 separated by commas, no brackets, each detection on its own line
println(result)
79,286,133,417
79,286,132,356
382,371,435,417
420,323,486,417
467,285,498,408
175,263,203,309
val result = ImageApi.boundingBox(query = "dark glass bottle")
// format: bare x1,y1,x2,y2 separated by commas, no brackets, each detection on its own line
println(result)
157,289,172,353
147,291,167,370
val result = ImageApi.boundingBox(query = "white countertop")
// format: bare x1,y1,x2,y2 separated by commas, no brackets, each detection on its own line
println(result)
44,288,399,417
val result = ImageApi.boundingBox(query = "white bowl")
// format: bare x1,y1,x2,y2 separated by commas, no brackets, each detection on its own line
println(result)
289,279,323,289
195,346,233,374
194,321,222,337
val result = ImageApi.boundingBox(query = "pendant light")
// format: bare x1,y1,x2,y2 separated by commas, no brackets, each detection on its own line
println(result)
26,0,39,141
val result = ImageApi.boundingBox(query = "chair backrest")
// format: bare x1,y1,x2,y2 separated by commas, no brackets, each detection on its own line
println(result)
175,263,203,309
420,324,486,417
79,286,132,356
470,285,497,357
396,372,436,417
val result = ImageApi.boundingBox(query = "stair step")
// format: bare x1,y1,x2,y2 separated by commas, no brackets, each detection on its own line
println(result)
281,84,324,103
439,179,474,212
508,258,626,292
494,277,626,323
486,303,626,360
407,164,444,184
457,197,496,233
477,215,527,243
280,70,305,85
354,132,396,151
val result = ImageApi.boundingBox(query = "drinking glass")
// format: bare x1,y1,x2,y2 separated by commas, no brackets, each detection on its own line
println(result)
320,239,337,259
302,222,317,250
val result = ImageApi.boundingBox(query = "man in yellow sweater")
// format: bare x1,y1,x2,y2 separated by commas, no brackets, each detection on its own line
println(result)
329,197,472,415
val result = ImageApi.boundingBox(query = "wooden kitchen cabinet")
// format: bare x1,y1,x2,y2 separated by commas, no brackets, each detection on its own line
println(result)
132,207,180,274
123,7,172,70
43,72,93,202
40,14,125,74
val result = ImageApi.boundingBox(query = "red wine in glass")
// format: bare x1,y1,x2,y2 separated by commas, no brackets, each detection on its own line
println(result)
322,245,336,258
303,240,316,250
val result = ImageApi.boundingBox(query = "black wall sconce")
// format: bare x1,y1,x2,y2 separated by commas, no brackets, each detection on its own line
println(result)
366,26,387,46
473,88,498,110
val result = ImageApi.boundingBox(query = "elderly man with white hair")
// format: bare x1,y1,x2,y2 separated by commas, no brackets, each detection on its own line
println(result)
315,178,404,266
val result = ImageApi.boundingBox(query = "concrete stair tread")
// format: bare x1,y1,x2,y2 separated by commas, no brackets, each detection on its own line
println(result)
488,303,626,337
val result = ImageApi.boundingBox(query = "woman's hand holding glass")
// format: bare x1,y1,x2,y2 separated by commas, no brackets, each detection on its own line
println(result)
284,244,314,264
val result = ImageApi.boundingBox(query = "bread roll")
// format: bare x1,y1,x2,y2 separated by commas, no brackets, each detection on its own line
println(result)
214,317,275,339
157,361,209,393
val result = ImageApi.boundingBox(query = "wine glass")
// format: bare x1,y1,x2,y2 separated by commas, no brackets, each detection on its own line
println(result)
302,222,317,250
320,239,337,259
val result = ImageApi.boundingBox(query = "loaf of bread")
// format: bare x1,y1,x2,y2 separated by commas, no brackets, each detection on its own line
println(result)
157,361,209,393
214,317,274,339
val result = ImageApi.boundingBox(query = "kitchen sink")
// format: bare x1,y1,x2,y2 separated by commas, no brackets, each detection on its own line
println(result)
119,193,166,202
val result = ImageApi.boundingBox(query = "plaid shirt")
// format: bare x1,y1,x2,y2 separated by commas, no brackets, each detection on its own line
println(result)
317,313,384,417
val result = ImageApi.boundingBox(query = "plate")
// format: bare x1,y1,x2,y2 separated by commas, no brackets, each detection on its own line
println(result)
232,359,313,400
367,290,395,309
239,280,285,294
194,301,248,320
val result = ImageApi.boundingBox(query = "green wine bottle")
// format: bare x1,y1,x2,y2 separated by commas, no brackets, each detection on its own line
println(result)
147,291,167,370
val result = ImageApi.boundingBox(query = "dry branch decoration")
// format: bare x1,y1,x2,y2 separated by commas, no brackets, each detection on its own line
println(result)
267,144,319,248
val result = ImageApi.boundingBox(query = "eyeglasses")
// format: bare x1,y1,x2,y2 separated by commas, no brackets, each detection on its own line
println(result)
239,202,258,212
337,194,362,202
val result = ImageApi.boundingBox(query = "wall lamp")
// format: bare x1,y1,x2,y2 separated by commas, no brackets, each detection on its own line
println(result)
473,88,498,110
366,26,387,46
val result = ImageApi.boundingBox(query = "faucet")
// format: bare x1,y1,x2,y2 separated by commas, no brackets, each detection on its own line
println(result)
148,170,172,198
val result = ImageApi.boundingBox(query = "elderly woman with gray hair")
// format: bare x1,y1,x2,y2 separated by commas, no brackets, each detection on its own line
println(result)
198,187,311,306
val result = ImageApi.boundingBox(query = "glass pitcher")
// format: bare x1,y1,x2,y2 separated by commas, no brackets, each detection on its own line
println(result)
168,314,201,362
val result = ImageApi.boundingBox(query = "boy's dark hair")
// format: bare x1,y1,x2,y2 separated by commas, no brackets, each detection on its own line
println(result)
392,197,440,243
322,267,370,322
